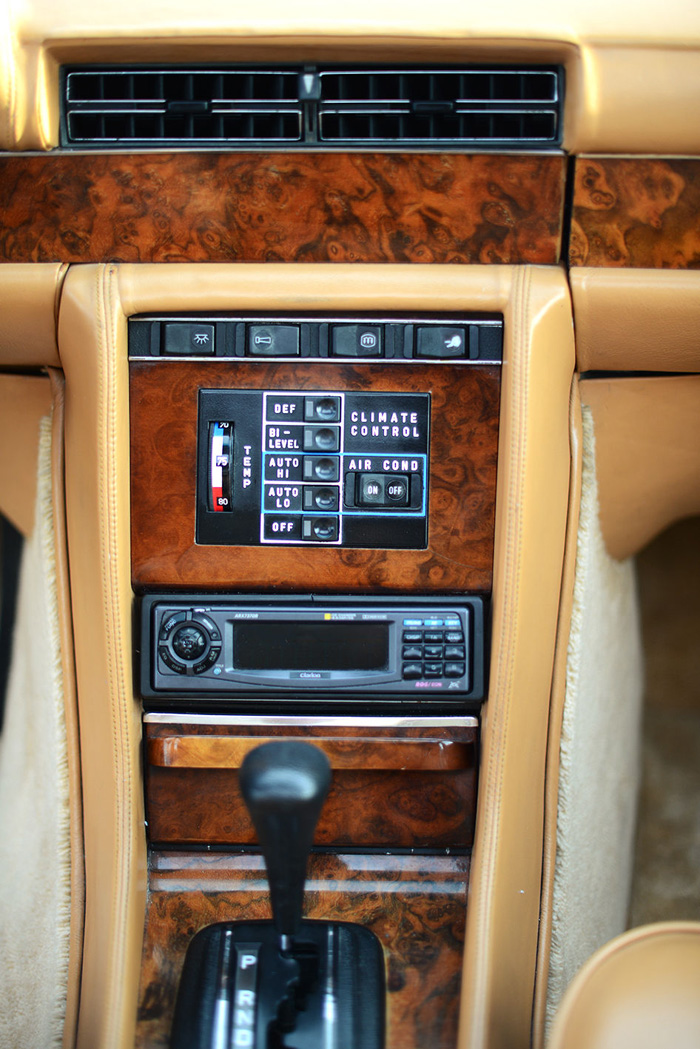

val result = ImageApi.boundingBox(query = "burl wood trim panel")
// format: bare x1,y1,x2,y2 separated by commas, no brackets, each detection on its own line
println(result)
145,723,478,849
136,850,469,1049
130,360,499,592
148,733,472,770
570,158,700,268
0,152,565,265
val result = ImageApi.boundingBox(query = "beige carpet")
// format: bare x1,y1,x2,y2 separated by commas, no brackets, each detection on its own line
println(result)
630,516,700,925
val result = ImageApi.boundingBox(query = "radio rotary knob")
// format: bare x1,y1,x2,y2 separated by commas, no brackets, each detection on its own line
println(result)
171,624,208,661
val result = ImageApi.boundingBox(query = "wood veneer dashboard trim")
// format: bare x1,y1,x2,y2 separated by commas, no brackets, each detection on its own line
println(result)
129,357,499,592
0,152,565,265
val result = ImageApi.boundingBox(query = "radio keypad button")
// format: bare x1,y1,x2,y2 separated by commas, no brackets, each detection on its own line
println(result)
424,662,444,677
303,456,340,482
402,662,423,679
424,631,444,643
193,647,221,673
444,644,465,660
402,645,423,660
159,647,187,674
445,662,466,678
423,645,443,659
402,631,422,643
445,631,464,644
194,614,221,642
302,517,339,542
160,610,187,639
403,618,424,628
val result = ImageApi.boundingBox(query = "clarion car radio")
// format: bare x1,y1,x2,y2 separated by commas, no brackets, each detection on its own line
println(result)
140,595,486,710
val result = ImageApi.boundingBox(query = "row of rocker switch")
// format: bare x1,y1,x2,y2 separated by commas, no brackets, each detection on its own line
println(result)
129,318,503,361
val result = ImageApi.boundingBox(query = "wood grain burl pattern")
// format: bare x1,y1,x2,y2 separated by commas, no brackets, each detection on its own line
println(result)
570,158,700,268
136,850,469,1049
0,152,565,264
130,360,499,591
145,723,478,849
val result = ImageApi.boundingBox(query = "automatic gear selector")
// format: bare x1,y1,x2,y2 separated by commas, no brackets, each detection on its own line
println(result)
170,741,385,1049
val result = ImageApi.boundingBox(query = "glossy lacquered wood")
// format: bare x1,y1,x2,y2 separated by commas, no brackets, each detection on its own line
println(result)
570,158,700,268
0,152,565,264
136,850,469,1049
130,360,499,592
145,723,478,849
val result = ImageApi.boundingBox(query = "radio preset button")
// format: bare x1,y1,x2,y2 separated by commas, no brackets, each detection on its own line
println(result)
402,645,423,660
303,426,340,452
171,624,208,662
402,662,423,679
302,517,339,542
305,396,341,422
424,663,444,677
303,456,340,482
424,645,443,659
444,645,466,660
303,486,339,512
445,631,465,644
445,662,466,678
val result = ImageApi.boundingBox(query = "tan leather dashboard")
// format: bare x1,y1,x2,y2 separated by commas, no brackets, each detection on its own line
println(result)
1,0,700,153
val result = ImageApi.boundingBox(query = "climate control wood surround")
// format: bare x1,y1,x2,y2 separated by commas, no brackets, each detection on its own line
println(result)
130,358,500,592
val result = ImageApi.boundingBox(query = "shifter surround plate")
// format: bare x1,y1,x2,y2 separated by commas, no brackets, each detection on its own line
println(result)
171,919,385,1049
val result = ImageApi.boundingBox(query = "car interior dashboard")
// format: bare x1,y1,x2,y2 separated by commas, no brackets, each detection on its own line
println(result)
1,3,700,1049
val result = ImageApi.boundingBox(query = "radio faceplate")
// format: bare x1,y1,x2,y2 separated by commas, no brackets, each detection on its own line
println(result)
140,595,485,710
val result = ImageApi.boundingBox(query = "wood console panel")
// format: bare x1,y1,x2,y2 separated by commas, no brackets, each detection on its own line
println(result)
570,157,700,268
0,152,565,265
130,360,499,592
136,850,469,1049
145,722,478,849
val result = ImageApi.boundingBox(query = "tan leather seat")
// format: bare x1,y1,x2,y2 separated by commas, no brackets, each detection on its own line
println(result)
548,922,700,1049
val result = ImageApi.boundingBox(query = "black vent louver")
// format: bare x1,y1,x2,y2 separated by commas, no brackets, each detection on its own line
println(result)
61,65,563,149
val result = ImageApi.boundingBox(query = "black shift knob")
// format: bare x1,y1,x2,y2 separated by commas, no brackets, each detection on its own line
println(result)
239,741,331,947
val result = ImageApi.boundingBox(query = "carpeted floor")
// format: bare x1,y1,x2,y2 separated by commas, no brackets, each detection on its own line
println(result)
629,516,700,925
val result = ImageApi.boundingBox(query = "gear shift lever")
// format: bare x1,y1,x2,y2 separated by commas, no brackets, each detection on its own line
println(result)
171,740,384,1049
239,740,331,951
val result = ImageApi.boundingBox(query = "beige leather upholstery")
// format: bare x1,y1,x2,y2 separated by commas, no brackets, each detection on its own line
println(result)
548,923,700,1049
55,263,575,1049
2,0,700,153
0,264,65,368
580,376,700,560
0,374,53,536
572,269,700,374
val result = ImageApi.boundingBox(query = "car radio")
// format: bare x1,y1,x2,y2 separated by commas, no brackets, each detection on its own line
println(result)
140,595,485,709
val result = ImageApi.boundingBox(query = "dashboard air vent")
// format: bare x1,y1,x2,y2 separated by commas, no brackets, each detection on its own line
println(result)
61,65,563,149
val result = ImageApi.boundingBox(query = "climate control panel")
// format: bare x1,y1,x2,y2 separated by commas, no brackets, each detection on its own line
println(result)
198,389,430,548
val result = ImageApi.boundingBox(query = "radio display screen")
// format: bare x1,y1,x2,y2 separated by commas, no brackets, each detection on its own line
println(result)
232,620,390,672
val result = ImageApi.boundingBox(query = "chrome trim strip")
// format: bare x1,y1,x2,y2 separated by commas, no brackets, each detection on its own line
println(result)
143,712,479,728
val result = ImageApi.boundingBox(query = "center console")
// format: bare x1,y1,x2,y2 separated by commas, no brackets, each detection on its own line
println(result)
129,307,501,1048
